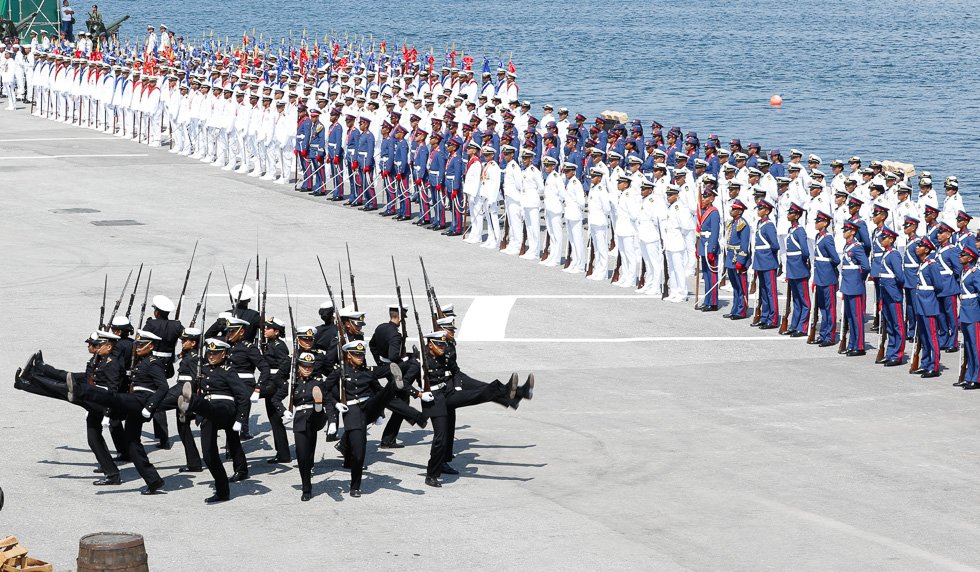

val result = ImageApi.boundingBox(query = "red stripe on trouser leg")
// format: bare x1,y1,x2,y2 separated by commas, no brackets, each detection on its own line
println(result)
770,272,779,326
929,317,940,372
895,303,905,359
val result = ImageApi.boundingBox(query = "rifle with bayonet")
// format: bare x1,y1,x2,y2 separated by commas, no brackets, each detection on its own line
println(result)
106,269,133,327
392,257,408,358
420,256,446,325
284,276,297,413
136,270,152,332
408,279,431,394
338,262,346,308
187,272,212,328
323,267,347,409
174,240,198,321
346,242,358,311
125,263,144,318
98,274,107,329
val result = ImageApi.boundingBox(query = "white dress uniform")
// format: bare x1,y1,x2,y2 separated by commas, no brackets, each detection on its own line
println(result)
636,191,667,295
1,54,15,110
462,155,484,244
502,157,524,254
942,190,964,226
613,182,642,287
663,196,695,301
520,162,544,260
540,167,565,267
478,156,503,248
561,171,587,273
586,174,612,280
894,196,919,250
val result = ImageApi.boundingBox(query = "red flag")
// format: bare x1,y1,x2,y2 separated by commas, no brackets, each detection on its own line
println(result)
508,60,515,74
463,56,473,71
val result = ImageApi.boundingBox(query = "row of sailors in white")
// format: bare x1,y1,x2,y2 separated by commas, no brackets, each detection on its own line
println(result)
307,64,520,105
0,45,31,105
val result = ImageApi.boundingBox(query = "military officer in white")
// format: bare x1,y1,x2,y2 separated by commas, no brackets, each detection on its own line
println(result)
941,176,963,226
461,141,484,244
519,148,544,260
501,145,524,255
586,168,611,280
540,155,564,267
916,176,938,214
636,179,667,294
663,185,694,302
479,146,503,249
893,184,918,250
561,162,587,273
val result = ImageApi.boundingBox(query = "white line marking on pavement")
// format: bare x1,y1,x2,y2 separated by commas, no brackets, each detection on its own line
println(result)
0,137,114,142
0,153,149,160
495,337,795,343
456,296,517,342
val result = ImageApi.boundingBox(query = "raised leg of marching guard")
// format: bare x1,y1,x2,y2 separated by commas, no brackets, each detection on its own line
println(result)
698,189,721,310
958,244,980,388
840,221,870,355
783,204,810,335
291,353,328,501
811,212,840,345
177,338,251,504
877,228,907,365
934,223,962,352
912,237,943,377
723,200,751,319
324,341,403,497
752,199,780,327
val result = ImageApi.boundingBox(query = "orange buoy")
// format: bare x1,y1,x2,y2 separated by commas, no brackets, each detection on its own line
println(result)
770,94,783,107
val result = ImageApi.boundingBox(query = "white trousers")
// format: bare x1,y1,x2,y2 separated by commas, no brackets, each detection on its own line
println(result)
590,224,610,278
543,210,564,265
566,218,585,271
639,239,665,293
523,207,541,256
667,250,689,297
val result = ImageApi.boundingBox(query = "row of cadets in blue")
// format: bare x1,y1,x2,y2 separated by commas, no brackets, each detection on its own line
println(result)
327,109,344,199
840,221,871,354
913,237,944,377
697,188,721,310
958,244,980,388
307,108,327,195
752,199,780,328
811,211,840,345
724,199,752,319
877,227,906,365
901,217,923,342
295,105,313,192
378,120,395,214
934,222,962,351
392,126,411,219
784,203,811,336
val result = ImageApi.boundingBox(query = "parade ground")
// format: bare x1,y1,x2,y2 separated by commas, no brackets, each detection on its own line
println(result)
3,107,980,571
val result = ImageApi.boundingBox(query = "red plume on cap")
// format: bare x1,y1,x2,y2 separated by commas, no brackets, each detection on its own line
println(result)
508,60,516,74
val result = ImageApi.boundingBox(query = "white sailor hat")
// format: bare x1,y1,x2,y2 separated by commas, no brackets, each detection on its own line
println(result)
589,168,604,178
295,326,316,338
501,144,517,154
441,304,455,315
733,152,748,161
747,167,762,177
920,177,932,186
562,162,578,171
627,155,642,165
86,331,101,343
652,149,667,158
424,330,450,343
607,150,623,160
808,180,823,188
94,330,120,342
204,338,231,351
436,316,456,329
723,163,736,172
466,140,480,150
617,175,632,184
342,340,367,353
297,352,316,366
541,154,557,164
665,184,681,195
225,317,249,328
319,301,334,310
135,329,162,342
788,163,802,171
808,154,822,163
263,316,286,330
789,148,803,157
181,327,203,338
340,306,366,320
151,295,175,313
110,316,132,328
230,284,254,301
387,303,407,312
694,158,707,167
481,145,496,155
884,170,899,180
654,162,668,170
676,152,689,160
848,155,861,163
810,168,825,178
217,311,233,322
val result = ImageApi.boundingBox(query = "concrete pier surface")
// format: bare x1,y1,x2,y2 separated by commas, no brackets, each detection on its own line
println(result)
2,106,979,571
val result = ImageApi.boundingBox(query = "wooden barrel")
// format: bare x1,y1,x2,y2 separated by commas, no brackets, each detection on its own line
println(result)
76,533,148,572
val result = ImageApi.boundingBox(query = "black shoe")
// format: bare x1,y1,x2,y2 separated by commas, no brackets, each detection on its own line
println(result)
14,368,28,390
266,457,291,464
508,373,519,403
204,494,229,504
178,466,204,473
730,315,747,321
113,455,131,463
157,439,171,450
379,441,404,449
229,471,249,482
846,350,866,357
758,324,776,330
790,331,806,338
363,206,378,212
350,488,361,498
819,341,836,348
944,347,959,353
921,371,941,379
778,329,792,336
445,231,461,237
140,479,165,495
883,359,903,367
911,369,925,375
93,467,104,473
325,432,339,442
953,380,967,387
702,305,719,312
440,463,459,475
424,477,442,488
749,321,761,327
963,382,979,390
523,373,535,400
93,476,121,486
301,492,311,502
722,313,732,318
239,432,254,441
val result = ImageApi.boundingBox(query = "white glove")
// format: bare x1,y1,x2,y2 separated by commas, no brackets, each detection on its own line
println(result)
374,415,385,426
335,402,349,413
281,410,293,424
101,416,111,428
420,391,435,402
232,421,242,432
141,408,152,419
326,422,337,436
250,390,260,403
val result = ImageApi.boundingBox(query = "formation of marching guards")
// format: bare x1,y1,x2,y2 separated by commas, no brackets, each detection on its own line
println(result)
5,29,978,385
14,255,534,503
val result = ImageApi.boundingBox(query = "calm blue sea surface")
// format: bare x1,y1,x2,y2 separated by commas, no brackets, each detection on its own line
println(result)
96,0,980,207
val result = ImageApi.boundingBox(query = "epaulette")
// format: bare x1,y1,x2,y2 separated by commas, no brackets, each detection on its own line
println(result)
736,219,746,232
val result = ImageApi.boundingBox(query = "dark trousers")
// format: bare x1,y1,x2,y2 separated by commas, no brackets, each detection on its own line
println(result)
77,386,161,486
193,398,244,499
265,398,291,461
427,415,449,478
294,412,326,494
379,359,422,444
86,408,120,478
381,391,410,444
159,383,202,469
444,381,512,463
124,415,161,486
152,411,169,443
342,382,397,490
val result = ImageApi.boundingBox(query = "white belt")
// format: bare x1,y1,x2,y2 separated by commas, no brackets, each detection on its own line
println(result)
814,256,830,262
269,369,280,374
379,357,392,363
842,264,859,270
177,375,193,381
237,373,255,379
962,294,978,300
939,270,952,275
700,231,712,237
132,386,154,393
205,394,234,401
152,351,173,358
346,396,369,405
294,404,314,412
917,286,935,291
95,384,108,390
903,264,918,268
786,252,802,256
429,383,446,391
